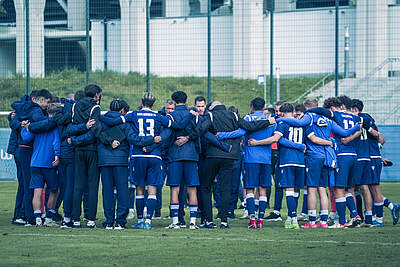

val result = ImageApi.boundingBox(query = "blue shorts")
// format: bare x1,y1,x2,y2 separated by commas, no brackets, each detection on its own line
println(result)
30,167,59,190
335,155,357,188
306,157,328,187
243,163,272,188
167,161,200,187
353,160,373,185
131,157,162,187
370,158,382,185
278,166,305,189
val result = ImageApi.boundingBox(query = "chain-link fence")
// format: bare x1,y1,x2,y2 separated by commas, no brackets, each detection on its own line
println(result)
0,0,400,124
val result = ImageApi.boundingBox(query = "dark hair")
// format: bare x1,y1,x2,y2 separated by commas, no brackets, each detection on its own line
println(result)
194,96,206,104
267,107,276,114
352,99,364,112
228,106,239,117
171,91,187,104
47,102,61,115
165,99,174,105
74,90,85,102
295,104,306,113
304,98,318,108
30,90,38,99
110,100,122,112
338,95,352,110
36,89,52,100
120,99,130,113
84,83,103,98
51,95,60,103
279,102,294,113
250,97,265,111
142,92,156,108
323,97,341,109
275,100,285,107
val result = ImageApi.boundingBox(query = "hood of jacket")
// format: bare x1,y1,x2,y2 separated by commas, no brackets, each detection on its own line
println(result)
73,96,98,123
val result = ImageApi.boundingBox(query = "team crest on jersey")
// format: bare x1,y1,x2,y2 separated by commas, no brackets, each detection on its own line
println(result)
371,166,375,171
306,168,309,173
316,117,328,127
336,168,339,173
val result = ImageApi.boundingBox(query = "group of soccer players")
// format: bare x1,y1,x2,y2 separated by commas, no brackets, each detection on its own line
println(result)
7,83,399,230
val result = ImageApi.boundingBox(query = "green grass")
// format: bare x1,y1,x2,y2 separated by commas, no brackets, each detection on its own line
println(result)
0,69,329,126
0,181,399,266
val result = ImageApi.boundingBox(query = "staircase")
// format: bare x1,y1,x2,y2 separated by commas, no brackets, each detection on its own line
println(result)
305,58,400,125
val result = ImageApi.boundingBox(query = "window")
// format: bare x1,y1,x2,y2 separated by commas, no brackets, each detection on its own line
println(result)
297,0,349,9
150,0,165,18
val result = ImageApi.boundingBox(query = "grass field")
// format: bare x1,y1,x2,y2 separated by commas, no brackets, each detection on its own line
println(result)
0,181,399,266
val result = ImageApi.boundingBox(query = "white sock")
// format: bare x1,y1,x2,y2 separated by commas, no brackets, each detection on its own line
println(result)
172,217,179,225
145,219,151,224
64,217,71,223
190,217,196,225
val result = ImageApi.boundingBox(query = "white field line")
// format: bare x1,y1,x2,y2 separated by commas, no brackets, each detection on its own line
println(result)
6,233,400,247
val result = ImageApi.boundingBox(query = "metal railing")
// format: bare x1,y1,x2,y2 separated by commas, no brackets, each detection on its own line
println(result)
290,72,333,104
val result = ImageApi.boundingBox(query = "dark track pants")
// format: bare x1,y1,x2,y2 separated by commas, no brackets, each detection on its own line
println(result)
16,147,33,223
12,154,25,220
101,166,129,226
58,158,74,218
200,158,234,223
72,150,99,222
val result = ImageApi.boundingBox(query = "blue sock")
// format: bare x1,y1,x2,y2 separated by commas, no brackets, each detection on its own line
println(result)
258,196,268,219
365,210,372,224
374,202,384,218
274,187,283,211
145,195,157,221
345,193,358,218
309,209,317,224
336,197,347,225
355,193,364,220
46,209,56,219
255,200,259,213
301,190,308,214
246,193,255,218
320,210,328,223
34,210,42,219
285,191,296,219
170,204,179,224
383,197,394,210
136,195,145,220
294,192,300,212
189,205,198,224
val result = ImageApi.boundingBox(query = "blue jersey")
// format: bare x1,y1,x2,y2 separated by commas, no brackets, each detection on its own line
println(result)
21,127,60,168
355,127,370,160
332,111,361,156
243,111,275,164
362,113,381,158
305,113,332,158
126,109,173,160
275,121,305,167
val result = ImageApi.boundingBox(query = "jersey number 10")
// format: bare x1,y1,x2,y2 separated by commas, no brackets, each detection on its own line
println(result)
288,127,303,144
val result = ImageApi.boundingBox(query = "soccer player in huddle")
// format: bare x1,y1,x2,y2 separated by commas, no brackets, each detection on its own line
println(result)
127,92,190,230
248,102,307,229
350,99,399,226
20,102,61,227
278,98,362,228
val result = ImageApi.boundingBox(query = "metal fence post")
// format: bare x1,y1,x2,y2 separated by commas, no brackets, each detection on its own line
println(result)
146,0,150,92
25,0,30,95
335,0,339,96
85,0,90,84
344,26,350,78
207,0,211,103
269,2,274,105
276,67,280,102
